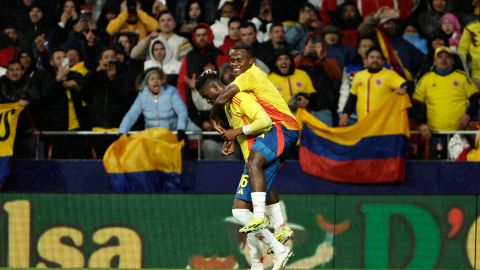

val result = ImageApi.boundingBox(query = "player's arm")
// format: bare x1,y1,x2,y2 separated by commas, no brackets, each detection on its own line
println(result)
210,82,240,121
221,94,272,141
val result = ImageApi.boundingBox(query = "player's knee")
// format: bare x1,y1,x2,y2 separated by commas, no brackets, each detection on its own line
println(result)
232,208,252,226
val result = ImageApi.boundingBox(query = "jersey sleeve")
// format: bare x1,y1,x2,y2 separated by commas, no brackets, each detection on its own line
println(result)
233,70,254,92
390,70,407,90
413,75,427,102
235,92,272,134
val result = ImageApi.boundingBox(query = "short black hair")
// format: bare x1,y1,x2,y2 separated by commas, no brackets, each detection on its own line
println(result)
269,22,284,33
158,10,175,20
195,73,220,92
365,47,384,59
230,44,254,58
240,21,257,33
7,60,23,69
228,16,241,27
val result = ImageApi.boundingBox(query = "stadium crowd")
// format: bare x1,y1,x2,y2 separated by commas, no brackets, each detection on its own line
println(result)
0,0,479,160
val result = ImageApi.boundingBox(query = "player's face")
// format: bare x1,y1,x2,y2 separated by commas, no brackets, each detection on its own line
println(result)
200,80,222,104
230,49,253,77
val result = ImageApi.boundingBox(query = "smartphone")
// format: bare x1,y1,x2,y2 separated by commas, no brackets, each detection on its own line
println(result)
61,58,70,68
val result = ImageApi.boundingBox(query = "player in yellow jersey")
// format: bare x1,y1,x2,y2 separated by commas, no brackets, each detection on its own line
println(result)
197,73,293,270
209,45,299,240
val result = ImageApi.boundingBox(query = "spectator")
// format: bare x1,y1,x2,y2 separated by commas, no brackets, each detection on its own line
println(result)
285,3,317,54
40,49,90,158
0,60,42,158
177,23,228,128
418,0,450,38
17,4,49,52
106,0,158,40
338,36,378,125
321,24,355,72
3,25,20,48
440,13,462,51
53,0,80,48
112,32,139,56
359,7,423,80
257,22,293,70
413,46,479,159
268,49,315,104
18,50,36,79
218,17,241,55
459,19,480,86
402,21,428,55
239,21,270,73
340,48,407,126
131,10,192,61
295,32,341,126
418,30,468,80
249,0,274,43
143,35,182,85
211,1,238,47
178,0,207,39
118,67,188,144
330,1,363,47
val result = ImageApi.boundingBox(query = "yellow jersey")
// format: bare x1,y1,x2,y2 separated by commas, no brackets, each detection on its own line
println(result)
225,92,272,160
351,68,406,120
233,64,299,130
268,69,316,103
414,70,478,131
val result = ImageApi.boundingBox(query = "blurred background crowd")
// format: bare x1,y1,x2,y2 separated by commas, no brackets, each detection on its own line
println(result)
0,0,479,160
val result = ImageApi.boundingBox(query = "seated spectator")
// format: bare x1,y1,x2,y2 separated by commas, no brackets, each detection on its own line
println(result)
178,0,207,39
211,1,238,47
295,32,341,126
131,10,192,61
402,21,428,55
440,12,462,51
413,46,479,159
118,68,188,146
0,60,42,158
218,17,241,55
268,49,315,104
106,0,158,40
257,22,293,70
143,35,182,86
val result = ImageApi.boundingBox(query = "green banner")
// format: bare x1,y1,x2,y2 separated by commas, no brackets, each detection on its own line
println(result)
0,194,477,269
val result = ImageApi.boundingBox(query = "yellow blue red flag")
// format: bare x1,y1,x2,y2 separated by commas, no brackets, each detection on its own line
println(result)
103,127,184,192
296,94,411,183
0,103,24,188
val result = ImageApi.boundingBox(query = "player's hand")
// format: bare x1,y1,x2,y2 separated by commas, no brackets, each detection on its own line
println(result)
210,118,226,133
222,140,234,155
221,128,243,141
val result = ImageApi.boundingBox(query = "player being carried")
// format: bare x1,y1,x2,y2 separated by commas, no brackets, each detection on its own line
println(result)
196,72,293,270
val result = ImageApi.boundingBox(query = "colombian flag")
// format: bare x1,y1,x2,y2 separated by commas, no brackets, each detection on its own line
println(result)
297,94,411,183
103,128,184,192
0,103,24,188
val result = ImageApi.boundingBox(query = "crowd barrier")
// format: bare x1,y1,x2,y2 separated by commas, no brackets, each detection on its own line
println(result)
4,160,480,194
31,130,480,160
0,193,478,269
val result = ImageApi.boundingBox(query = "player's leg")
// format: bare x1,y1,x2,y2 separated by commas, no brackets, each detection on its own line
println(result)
266,188,293,254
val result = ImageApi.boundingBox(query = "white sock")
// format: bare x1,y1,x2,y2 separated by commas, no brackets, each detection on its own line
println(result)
232,208,252,225
247,233,264,269
252,228,285,255
251,192,266,218
266,203,286,233
233,209,264,269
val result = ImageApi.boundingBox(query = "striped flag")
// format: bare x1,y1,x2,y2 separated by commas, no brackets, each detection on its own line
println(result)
296,94,411,183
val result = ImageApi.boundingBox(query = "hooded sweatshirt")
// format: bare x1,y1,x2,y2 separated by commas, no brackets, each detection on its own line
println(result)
144,36,182,75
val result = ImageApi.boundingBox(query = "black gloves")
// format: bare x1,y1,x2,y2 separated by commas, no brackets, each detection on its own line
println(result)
177,130,186,142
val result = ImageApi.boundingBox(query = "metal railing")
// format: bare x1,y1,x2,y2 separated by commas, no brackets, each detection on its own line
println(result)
30,130,479,160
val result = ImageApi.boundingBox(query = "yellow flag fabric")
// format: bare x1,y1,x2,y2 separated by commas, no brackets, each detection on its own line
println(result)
0,103,24,157
103,128,184,192
467,130,480,162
